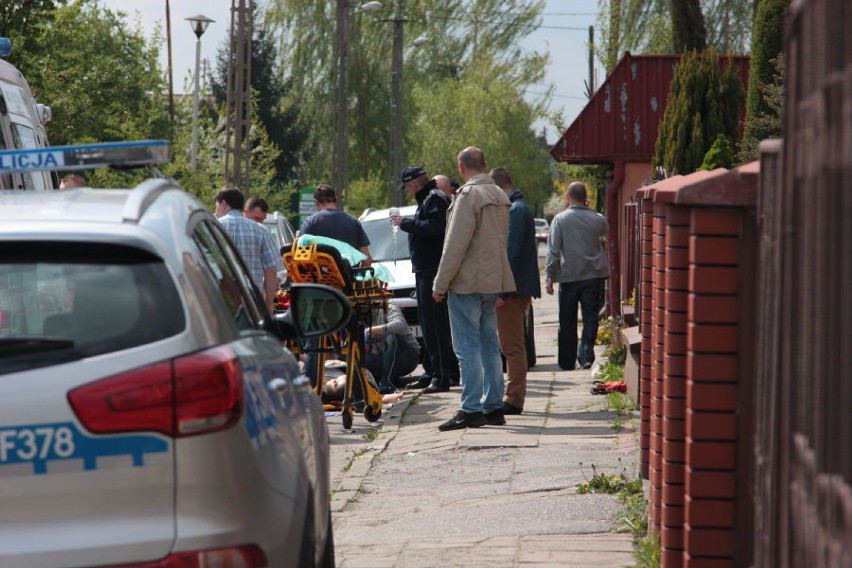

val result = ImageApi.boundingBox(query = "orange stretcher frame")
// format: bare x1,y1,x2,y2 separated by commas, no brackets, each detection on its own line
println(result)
282,239,389,430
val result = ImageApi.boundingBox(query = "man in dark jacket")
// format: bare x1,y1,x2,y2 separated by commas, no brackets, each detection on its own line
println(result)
490,167,541,415
390,166,457,393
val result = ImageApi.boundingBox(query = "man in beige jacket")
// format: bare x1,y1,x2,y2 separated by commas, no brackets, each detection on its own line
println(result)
433,147,516,431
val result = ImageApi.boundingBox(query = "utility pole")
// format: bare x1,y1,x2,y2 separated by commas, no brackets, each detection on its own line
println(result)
332,0,351,206
165,0,175,126
388,15,405,207
224,0,253,190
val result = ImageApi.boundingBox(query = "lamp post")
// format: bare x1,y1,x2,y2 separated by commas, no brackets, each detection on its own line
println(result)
186,14,214,171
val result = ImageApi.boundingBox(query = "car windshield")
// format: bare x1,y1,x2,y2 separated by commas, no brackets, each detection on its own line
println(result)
264,223,282,250
361,218,410,262
0,242,185,374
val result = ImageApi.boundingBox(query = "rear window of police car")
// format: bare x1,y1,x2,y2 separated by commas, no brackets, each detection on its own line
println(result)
0,243,184,374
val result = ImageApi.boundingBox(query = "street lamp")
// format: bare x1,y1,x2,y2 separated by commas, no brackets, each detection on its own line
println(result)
186,14,214,170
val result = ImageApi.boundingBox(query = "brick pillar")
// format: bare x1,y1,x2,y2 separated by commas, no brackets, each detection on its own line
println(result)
639,196,654,480
660,205,690,567
684,208,740,566
649,201,667,529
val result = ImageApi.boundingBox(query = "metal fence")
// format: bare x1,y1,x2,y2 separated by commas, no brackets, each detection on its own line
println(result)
750,0,852,565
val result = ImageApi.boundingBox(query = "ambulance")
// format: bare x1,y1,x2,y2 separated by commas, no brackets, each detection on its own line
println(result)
0,37,56,190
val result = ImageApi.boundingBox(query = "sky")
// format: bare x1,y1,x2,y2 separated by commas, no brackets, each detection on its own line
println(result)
99,0,602,144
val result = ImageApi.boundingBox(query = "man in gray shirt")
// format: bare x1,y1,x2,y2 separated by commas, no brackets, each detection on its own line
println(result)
545,182,609,370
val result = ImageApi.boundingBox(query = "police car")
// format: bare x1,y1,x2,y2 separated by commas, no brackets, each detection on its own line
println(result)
0,37,55,189
0,142,347,567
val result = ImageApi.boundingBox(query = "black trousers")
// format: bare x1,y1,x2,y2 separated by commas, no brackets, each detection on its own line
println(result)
557,278,605,370
416,270,458,388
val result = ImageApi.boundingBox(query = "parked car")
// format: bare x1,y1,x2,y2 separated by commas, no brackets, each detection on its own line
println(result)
0,142,345,568
534,217,550,243
264,210,297,253
359,206,420,339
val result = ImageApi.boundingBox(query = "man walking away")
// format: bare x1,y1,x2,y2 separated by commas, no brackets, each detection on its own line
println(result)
545,182,609,370
433,147,515,431
391,166,457,394
490,167,541,415
215,186,280,312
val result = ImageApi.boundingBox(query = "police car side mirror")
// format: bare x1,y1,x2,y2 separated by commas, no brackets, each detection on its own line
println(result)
274,284,351,340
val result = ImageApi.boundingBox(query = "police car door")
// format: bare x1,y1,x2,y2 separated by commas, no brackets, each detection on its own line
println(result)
193,220,312,499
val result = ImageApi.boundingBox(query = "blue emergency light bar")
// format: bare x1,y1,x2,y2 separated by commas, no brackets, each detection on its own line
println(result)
0,140,170,174
0,38,11,58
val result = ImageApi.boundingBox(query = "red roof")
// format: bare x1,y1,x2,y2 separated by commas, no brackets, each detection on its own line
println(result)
550,52,750,164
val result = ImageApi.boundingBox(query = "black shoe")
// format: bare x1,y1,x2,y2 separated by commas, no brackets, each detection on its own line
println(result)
559,363,576,371
485,409,505,425
502,402,523,415
449,377,460,387
422,383,450,394
438,410,486,431
378,385,396,395
407,375,433,389
580,361,593,369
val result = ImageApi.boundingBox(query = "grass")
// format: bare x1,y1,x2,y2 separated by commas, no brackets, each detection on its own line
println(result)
576,462,642,496
602,390,635,432
633,532,661,568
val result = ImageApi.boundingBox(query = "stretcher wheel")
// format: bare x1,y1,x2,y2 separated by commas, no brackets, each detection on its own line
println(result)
342,411,353,430
364,405,381,422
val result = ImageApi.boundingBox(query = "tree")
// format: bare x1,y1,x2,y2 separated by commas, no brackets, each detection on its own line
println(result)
597,0,754,72
407,61,552,213
265,0,548,191
210,15,308,184
739,0,788,161
654,48,744,175
0,0,67,70
699,133,735,170
17,1,169,146
672,0,707,52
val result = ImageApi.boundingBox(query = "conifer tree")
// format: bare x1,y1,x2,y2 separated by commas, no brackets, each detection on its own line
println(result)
739,0,788,161
654,48,744,175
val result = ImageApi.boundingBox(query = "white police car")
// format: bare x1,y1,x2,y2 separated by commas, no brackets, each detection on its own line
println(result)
0,142,346,567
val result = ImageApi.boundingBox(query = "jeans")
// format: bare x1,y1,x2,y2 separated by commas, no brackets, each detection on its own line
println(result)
364,333,420,391
416,270,459,388
557,278,605,369
448,292,504,414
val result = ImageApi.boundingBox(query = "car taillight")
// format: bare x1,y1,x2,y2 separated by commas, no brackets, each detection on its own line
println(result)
110,544,268,567
68,345,244,438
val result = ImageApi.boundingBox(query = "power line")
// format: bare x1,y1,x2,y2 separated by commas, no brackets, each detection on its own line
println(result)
426,15,588,31
524,89,587,100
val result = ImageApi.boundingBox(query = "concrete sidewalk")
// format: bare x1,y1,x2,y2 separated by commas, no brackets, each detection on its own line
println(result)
326,286,641,568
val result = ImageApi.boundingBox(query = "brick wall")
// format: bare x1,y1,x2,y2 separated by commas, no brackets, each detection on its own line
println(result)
635,167,757,567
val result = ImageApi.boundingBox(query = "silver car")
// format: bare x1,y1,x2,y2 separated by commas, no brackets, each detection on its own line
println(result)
0,143,345,567
264,210,297,254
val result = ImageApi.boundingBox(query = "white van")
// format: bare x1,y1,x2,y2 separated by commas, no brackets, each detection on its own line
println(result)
0,38,55,190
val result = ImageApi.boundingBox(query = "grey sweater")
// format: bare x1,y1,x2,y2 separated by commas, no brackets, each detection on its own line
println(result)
545,205,609,283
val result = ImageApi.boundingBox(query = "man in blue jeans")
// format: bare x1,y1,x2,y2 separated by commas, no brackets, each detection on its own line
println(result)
433,147,516,431
545,182,609,370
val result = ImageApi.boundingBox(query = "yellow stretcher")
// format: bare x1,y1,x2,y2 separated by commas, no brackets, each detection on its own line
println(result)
282,239,388,430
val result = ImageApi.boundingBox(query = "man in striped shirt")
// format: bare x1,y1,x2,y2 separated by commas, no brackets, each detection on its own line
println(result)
215,186,279,312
